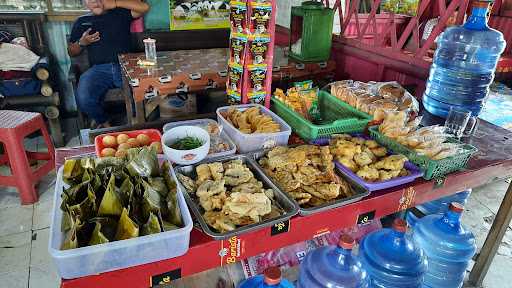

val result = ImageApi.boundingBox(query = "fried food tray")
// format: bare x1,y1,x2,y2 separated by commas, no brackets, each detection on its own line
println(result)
173,154,299,240
251,149,370,216
311,137,423,192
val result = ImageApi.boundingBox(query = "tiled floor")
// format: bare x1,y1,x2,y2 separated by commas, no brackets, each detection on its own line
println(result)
1,134,512,287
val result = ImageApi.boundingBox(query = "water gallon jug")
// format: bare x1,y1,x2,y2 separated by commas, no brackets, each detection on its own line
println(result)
359,219,427,288
297,234,369,288
413,203,476,288
422,0,506,118
407,189,472,227
238,267,294,288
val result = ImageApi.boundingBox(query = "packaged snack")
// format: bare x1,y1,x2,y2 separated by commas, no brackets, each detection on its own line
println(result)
248,34,270,65
230,33,248,65
230,1,247,33
228,89,242,105
293,80,314,90
227,62,244,93
248,64,267,92
250,2,272,34
248,91,267,105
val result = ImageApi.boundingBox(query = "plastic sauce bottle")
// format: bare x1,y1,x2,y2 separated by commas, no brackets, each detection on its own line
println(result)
297,234,369,288
413,203,476,288
422,0,506,118
359,219,427,287
238,267,294,288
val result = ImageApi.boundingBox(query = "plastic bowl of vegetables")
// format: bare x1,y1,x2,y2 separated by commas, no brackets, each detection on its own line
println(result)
162,126,211,165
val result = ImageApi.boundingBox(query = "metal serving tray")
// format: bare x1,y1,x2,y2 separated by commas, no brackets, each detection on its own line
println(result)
173,154,299,240
251,149,370,216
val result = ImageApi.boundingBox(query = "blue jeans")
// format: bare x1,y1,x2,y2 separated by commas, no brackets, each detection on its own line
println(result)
76,63,122,124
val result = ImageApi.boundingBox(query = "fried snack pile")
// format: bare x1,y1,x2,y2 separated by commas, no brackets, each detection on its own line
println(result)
259,145,353,208
330,80,417,121
274,87,318,121
329,134,409,182
176,160,281,233
379,111,464,160
221,107,281,134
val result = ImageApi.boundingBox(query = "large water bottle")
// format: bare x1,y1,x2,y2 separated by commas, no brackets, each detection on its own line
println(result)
297,234,369,288
413,203,476,288
238,267,294,288
422,0,506,118
359,219,427,287
406,189,472,227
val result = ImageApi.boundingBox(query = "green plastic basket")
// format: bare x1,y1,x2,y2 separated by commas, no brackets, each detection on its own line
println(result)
271,91,372,141
368,126,478,180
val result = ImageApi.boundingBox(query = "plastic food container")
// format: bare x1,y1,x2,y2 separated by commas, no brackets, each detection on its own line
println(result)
163,119,236,159
311,138,423,192
48,158,193,279
217,104,292,153
173,155,299,240
271,91,372,141
251,149,370,216
94,129,162,157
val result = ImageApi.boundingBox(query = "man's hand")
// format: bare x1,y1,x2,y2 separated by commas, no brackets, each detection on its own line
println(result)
79,28,101,46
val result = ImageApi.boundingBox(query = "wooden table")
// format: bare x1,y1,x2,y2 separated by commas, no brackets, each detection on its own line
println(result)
119,48,336,124
56,119,512,288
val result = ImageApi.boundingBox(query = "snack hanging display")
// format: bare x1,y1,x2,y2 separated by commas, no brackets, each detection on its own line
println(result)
258,145,354,208
230,33,248,65
248,34,270,65
59,148,182,250
230,1,247,33
249,1,272,34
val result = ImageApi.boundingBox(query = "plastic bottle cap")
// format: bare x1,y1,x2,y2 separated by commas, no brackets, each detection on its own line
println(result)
392,218,408,233
264,267,282,285
449,202,464,213
338,235,355,249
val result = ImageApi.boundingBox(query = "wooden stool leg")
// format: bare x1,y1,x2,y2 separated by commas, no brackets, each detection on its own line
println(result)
5,135,38,205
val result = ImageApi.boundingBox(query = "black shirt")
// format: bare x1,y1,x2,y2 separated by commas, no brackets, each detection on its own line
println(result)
70,8,133,65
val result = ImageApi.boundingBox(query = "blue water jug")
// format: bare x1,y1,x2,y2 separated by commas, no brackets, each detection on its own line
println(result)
238,267,295,288
413,203,476,288
407,189,472,227
359,219,427,287
297,234,369,288
422,0,506,118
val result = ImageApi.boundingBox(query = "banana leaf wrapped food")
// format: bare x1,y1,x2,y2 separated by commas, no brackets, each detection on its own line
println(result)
59,147,183,250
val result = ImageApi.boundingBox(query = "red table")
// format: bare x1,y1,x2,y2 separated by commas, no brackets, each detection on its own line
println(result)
57,120,512,288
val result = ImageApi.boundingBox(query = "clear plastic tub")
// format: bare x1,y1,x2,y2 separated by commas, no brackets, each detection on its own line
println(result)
48,160,193,279
162,118,236,159
216,104,292,153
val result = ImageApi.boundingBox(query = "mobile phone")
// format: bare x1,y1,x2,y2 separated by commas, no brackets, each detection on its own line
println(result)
81,22,97,35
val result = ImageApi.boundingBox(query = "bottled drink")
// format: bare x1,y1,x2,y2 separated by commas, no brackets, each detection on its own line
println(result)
406,189,471,227
359,219,427,287
238,267,294,288
413,203,476,288
422,0,506,118
143,38,157,65
297,235,369,288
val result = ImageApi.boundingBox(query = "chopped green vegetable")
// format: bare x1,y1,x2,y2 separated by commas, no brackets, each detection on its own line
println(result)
168,136,204,150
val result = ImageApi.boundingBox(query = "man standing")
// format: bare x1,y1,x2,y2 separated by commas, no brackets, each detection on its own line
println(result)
68,0,149,128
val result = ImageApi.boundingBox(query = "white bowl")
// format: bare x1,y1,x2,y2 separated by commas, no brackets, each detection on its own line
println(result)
161,126,210,165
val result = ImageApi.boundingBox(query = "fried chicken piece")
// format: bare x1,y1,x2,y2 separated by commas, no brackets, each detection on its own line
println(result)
231,181,264,194
288,190,312,205
373,155,408,171
223,159,244,170
196,164,212,184
274,170,301,192
196,180,226,198
330,142,361,159
200,191,227,211
357,165,380,182
294,165,321,185
176,173,196,193
354,151,374,167
364,139,380,149
378,169,402,181
362,147,377,162
303,183,340,200
224,167,254,186
224,192,272,222
370,146,388,157
204,211,236,232
208,162,224,181
337,156,359,172
295,145,321,156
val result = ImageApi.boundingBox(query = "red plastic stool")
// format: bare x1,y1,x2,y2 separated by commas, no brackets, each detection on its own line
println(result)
0,110,55,205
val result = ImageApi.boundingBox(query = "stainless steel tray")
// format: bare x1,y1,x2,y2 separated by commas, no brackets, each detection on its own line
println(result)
172,154,299,240
251,149,370,216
